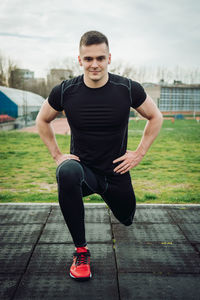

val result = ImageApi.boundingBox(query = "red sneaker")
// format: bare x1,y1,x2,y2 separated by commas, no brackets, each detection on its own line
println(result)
70,247,92,281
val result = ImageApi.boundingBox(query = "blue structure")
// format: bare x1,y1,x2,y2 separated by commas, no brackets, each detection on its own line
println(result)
0,86,44,119
0,90,18,118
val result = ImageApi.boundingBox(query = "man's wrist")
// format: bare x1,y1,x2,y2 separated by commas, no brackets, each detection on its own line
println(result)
52,151,62,161
135,146,146,157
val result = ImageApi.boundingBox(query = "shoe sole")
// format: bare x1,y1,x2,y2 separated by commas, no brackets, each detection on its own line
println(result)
70,272,92,281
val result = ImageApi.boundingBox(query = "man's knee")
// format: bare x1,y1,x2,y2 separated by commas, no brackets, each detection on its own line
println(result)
120,209,135,226
56,159,83,186
121,218,133,226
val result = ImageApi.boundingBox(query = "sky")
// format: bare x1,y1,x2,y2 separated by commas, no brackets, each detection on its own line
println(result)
0,0,199,78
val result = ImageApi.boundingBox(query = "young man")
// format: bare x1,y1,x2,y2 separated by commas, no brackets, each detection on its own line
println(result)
36,31,163,281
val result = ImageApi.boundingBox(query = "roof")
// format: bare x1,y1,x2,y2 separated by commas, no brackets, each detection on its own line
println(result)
0,114,15,123
142,82,200,89
0,86,45,106
161,84,200,89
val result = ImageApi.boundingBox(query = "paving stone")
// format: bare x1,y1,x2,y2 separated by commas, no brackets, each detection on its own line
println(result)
110,207,174,224
46,207,65,223
47,206,110,224
196,244,200,253
168,207,200,224
85,206,110,223
0,206,51,224
14,271,118,299
1,204,200,300
0,274,20,300
0,244,33,273
178,223,200,243
115,243,200,273
27,243,116,274
113,223,188,243
39,223,112,243
0,205,51,211
0,224,43,244
135,207,174,223
119,273,200,300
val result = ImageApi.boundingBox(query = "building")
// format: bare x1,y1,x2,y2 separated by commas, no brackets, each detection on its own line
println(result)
17,69,34,79
10,68,34,81
143,81,200,115
142,83,160,107
47,69,73,87
9,69,35,89
0,86,44,119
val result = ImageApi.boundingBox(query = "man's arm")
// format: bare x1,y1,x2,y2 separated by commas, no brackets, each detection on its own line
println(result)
36,100,80,166
113,95,163,174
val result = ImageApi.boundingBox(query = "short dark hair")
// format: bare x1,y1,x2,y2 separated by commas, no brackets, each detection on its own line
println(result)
79,30,109,50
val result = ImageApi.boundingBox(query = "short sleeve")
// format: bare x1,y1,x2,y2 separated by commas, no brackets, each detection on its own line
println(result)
48,83,63,112
130,80,147,109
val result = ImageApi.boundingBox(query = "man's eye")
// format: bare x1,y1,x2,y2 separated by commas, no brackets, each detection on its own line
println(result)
85,57,92,61
97,57,105,61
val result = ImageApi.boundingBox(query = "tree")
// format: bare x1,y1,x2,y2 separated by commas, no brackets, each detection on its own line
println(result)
0,52,7,86
8,66,22,88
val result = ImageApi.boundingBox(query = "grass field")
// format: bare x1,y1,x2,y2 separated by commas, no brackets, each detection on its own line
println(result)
0,119,199,203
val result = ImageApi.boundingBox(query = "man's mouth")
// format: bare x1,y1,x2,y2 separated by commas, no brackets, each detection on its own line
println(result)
89,70,100,74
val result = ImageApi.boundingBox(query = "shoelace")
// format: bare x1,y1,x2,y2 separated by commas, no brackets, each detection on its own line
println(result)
73,251,90,266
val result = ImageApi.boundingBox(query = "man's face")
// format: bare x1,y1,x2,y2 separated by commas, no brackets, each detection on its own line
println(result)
78,43,111,83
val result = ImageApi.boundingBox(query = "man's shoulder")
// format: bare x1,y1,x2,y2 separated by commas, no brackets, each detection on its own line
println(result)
109,73,143,90
109,73,130,88
62,75,83,92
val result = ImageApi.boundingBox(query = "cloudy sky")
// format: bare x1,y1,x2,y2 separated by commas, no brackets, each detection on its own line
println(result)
0,0,199,77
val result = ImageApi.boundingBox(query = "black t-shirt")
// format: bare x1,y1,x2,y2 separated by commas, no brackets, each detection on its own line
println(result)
48,72,147,175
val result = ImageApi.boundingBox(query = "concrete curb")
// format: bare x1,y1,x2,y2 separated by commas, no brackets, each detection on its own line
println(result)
0,202,200,206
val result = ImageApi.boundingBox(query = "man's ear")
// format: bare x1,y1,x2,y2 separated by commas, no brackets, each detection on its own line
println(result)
78,56,82,66
108,53,111,64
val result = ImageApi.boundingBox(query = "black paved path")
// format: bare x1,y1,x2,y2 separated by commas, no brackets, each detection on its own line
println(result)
0,204,200,300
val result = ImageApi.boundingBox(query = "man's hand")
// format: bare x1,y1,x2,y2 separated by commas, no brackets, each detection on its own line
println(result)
113,150,144,174
55,154,80,166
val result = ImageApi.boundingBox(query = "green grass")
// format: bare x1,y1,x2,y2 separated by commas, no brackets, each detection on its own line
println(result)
128,119,200,203
0,119,199,203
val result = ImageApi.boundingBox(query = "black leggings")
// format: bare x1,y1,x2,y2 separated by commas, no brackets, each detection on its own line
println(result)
56,159,136,247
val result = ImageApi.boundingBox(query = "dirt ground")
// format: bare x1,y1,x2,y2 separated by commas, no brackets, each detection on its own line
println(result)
20,116,196,135
20,118,71,135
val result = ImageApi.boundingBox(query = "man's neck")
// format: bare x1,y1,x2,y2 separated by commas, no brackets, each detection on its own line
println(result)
83,73,109,88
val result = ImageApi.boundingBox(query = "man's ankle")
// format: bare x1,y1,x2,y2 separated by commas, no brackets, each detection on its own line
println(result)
75,245,88,251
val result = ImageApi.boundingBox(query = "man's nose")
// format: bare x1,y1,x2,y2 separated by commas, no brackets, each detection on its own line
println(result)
91,60,98,68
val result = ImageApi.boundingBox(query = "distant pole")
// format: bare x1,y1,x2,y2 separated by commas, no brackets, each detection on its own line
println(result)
22,78,28,127
193,97,195,120
25,95,27,126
